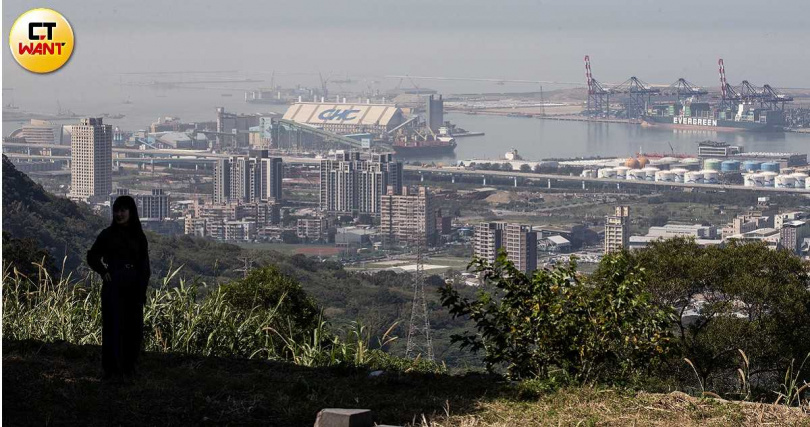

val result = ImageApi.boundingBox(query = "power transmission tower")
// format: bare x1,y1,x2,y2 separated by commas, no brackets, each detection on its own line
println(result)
235,256,253,278
405,223,434,361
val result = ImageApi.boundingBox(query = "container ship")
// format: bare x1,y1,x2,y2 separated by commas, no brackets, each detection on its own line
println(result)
392,136,456,158
245,89,289,105
641,101,785,132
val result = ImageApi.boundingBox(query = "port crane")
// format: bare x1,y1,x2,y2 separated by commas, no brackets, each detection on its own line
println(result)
663,78,708,102
584,55,611,117
612,76,660,120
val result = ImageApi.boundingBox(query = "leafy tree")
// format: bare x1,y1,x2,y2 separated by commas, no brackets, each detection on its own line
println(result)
592,238,810,394
439,250,672,381
500,163,514,171
281,230,301,244
519,164,532,173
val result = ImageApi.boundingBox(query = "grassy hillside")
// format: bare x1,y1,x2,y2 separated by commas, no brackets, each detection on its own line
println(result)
4,339,807,426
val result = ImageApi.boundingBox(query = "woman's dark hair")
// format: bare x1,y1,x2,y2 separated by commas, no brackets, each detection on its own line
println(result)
111,195,145,236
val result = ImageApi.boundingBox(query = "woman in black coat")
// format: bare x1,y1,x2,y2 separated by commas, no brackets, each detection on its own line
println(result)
87,195,151,379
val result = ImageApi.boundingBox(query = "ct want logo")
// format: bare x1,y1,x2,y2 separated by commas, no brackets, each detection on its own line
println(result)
9,8,74,73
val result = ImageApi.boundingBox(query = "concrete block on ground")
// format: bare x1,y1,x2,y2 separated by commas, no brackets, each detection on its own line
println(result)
314,408,373,427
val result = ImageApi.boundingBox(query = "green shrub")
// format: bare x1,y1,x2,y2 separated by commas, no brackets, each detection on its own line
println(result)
218,266,320,339
439,251,673,382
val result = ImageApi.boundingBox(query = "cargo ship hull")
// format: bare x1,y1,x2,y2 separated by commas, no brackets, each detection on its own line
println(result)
641,115,781,132
393,142,456,158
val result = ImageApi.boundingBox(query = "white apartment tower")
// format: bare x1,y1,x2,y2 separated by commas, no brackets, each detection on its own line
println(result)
473,222,537,274
604,206,630,254
379,186,436,247
70,118,112,202
319,151,402,215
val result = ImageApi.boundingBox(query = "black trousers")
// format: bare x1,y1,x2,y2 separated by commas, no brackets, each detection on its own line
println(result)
101,268,144,375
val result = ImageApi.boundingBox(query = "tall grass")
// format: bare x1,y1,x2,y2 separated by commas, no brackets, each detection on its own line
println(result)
2,260,444,373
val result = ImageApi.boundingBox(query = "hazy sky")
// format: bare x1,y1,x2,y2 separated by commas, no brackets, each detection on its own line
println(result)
3,0,809,119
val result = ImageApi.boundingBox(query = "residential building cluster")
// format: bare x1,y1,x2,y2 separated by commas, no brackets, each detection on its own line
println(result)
473,221,538,274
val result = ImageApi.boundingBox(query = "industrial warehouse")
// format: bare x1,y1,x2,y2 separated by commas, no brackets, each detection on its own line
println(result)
282,101,407,136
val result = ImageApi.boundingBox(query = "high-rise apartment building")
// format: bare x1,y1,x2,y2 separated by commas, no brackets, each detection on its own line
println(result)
605,206,630,254
213,151,282,205
503,223,537,273
110,188,169,220
261,157,283,202
379,186,436,247
320,151,402,215
473,222,537,274
474,222,503,265
780,220,809,253
70,118,112,202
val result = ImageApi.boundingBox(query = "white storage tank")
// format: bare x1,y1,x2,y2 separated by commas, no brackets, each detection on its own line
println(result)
806,177,810,190
680,158,701,170
642,166,660,181
685,171,704,184
751,173,765,187
775,175,796,188
598,168,617,179
670,168,688,183
614,166,630,179
743,174,756,187
761,171,778,187
581,169,596,178
655,171,675,182
627,169,645,181
790,173,808,188
702,170,719,184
